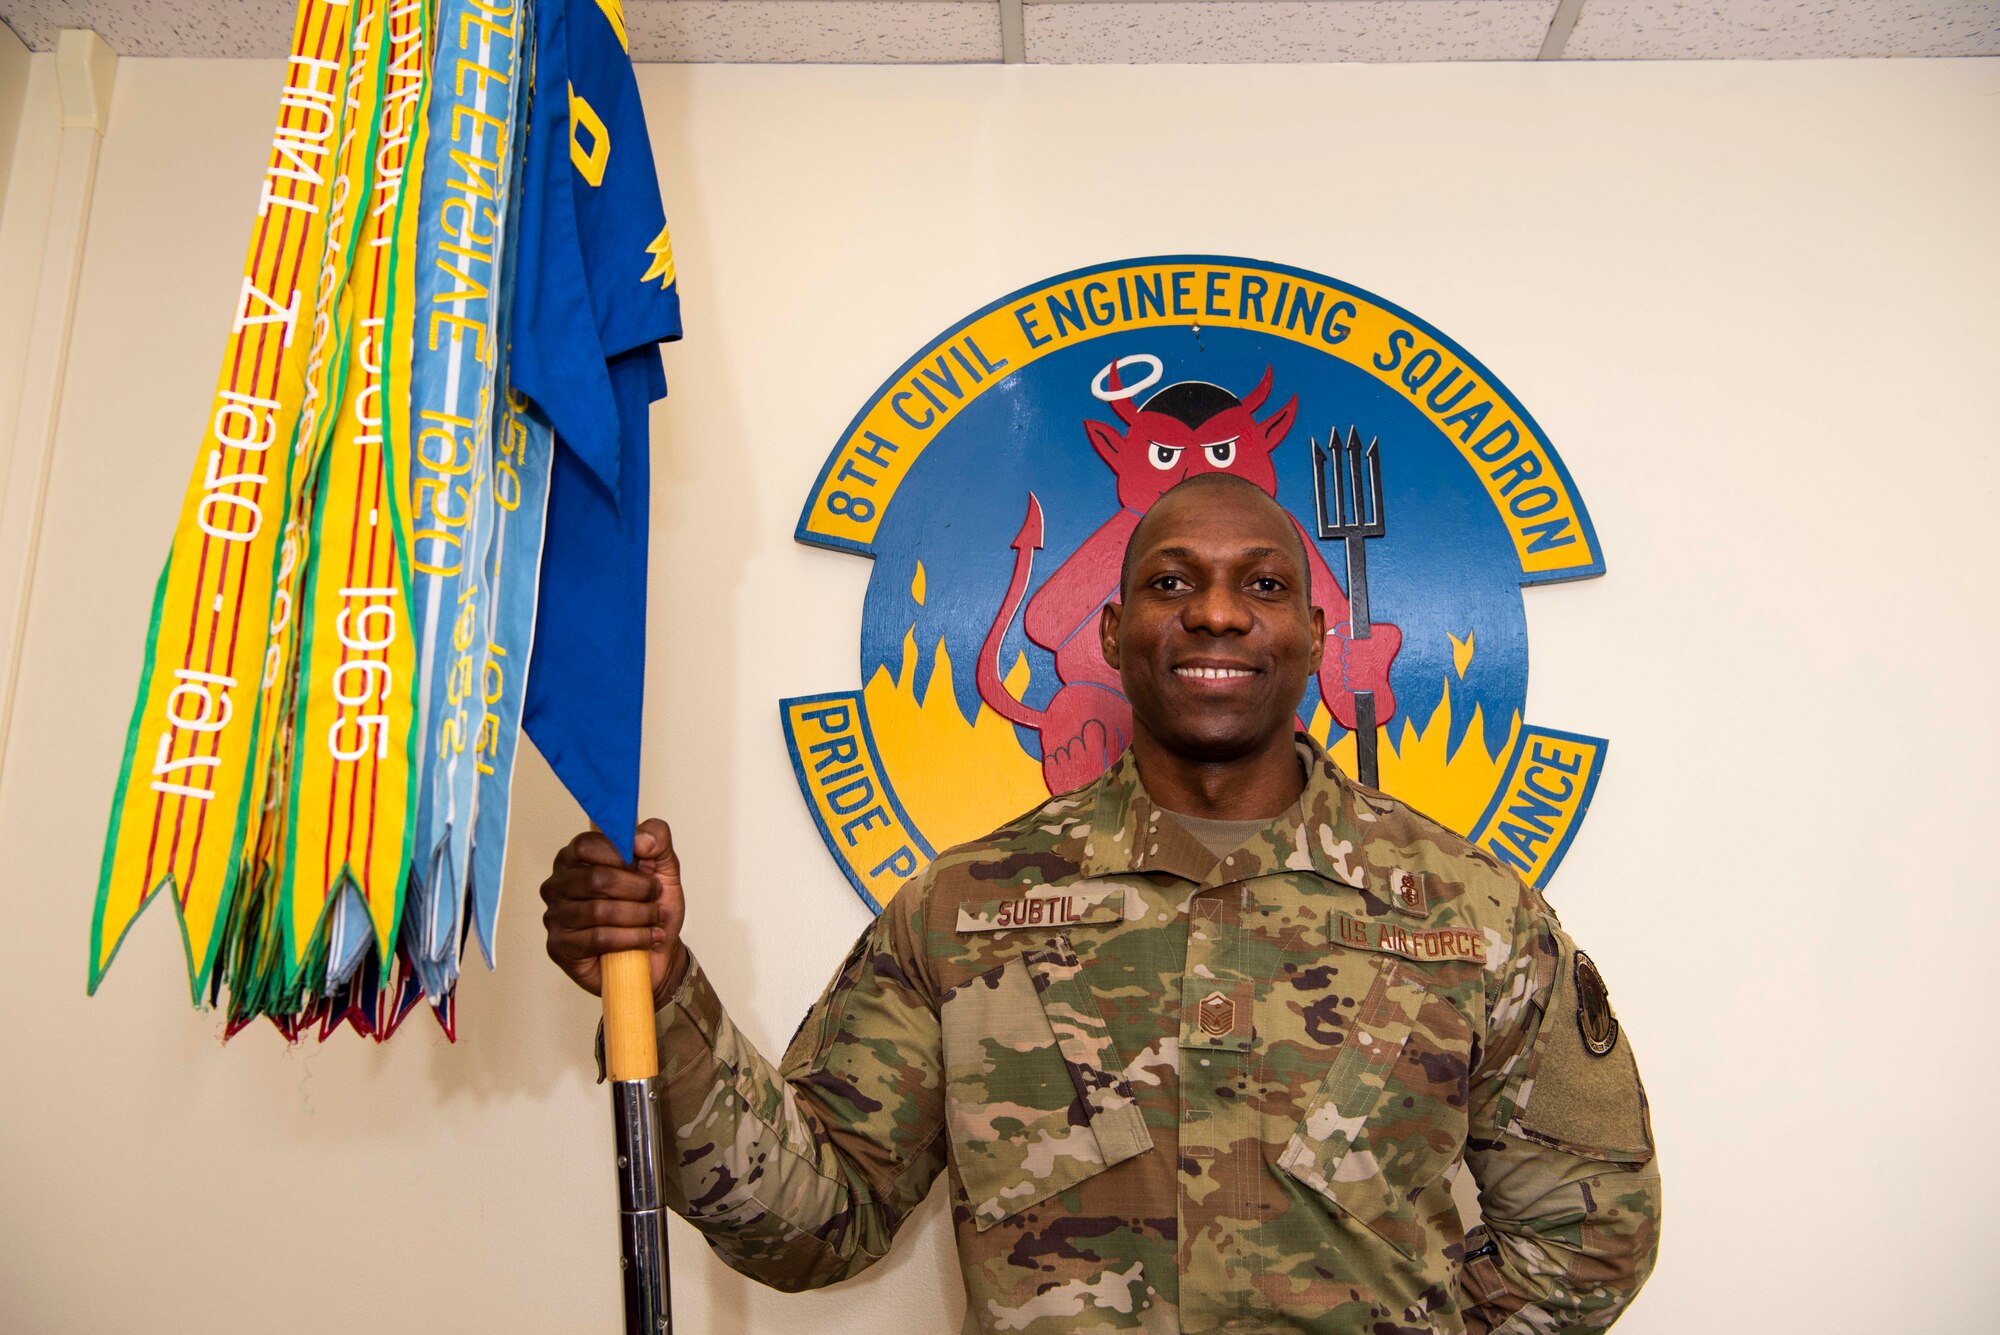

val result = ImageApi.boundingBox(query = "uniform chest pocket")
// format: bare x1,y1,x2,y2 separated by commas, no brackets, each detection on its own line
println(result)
940,935,1150,1230
1275,961,1471,1258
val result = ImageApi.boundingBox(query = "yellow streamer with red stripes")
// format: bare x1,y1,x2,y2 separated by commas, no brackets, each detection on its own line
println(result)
280,0,430,983
233,0,387,992
91,0,368,997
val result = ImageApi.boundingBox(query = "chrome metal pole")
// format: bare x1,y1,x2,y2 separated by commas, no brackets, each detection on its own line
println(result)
611,1075,673,1334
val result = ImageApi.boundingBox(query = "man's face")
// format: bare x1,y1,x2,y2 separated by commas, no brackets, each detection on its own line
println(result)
1101,484,1324,764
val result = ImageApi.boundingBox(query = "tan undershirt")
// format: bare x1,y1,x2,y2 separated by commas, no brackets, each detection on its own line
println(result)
1158,744,1314,858
1163,810,1272,859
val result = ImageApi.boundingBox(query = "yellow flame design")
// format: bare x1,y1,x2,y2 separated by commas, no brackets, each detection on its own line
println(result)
1450,630,1475,680
911,562,926,607
864,623,1518,851
863,631,1048,851
1309,680,1520,836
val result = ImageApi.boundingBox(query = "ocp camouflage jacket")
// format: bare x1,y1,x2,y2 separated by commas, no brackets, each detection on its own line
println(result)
640,738,1660,1333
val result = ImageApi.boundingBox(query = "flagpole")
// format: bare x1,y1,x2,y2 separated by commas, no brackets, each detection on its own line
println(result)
604,946,673,1334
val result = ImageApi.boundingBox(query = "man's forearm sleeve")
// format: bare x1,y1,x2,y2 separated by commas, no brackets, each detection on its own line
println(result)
645,902,947,1292
1460,1141,1661,1333
1460,907,1661,1332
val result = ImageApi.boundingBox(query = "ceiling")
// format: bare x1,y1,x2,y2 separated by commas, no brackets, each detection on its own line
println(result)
2,0,1996,63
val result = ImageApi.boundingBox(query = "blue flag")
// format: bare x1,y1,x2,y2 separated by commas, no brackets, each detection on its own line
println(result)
511,0,683,863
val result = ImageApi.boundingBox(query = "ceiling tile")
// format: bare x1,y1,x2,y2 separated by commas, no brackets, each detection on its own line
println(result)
1566,0,2000,59
627,0,1001,63
1024,1,1560,64
0,0,1005,61
5,0,1991,65
0,0,292,56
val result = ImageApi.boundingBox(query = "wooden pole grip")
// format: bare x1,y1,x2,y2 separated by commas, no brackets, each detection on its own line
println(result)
601,948,660,1081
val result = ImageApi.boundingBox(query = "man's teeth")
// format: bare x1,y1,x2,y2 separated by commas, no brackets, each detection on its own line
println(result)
1176,667,1255,680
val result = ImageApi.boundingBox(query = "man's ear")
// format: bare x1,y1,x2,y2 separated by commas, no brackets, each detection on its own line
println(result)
1308,604,1326,674
1099,600,1122,670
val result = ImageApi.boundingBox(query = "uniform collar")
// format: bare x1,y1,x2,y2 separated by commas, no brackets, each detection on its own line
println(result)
1077,733,1373,892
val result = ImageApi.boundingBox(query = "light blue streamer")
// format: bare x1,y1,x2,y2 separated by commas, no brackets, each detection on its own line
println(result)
468,386,554,968
465,27,551,969
396,0,527,993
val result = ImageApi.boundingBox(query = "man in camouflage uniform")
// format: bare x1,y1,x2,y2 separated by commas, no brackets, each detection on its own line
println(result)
543,473,1660,1333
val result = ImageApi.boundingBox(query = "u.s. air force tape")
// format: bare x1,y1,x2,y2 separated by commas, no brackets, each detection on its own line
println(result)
1332,911,1485,963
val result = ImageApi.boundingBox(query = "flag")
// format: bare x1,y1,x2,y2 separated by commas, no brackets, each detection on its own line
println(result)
511,0,682,863
91,0,683,1039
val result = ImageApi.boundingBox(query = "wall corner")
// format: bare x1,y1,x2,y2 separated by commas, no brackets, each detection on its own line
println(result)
55,28,115,134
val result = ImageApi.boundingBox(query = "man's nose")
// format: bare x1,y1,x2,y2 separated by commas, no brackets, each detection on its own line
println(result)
1182,582,1252,634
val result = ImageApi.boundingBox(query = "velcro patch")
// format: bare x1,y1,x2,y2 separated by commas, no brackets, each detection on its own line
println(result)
1333,911,1484,964
1182,977,1255,1050
957,887,1126,933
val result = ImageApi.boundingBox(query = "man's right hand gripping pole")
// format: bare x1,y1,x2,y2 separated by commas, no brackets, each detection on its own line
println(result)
543,819,687,1333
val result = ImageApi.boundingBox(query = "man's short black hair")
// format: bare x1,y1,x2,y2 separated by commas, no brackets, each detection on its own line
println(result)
1118,473,1312,602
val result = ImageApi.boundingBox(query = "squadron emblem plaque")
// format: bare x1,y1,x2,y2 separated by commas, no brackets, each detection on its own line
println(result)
782,257,1609,911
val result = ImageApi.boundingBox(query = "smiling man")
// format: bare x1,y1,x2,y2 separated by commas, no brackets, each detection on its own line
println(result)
542,474,1661,1333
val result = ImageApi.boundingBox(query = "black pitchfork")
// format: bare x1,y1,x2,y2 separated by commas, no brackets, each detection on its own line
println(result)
1311,426,1385,787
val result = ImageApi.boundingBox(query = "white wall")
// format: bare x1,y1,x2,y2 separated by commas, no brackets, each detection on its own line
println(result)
0,22,29,209
2,55,1996,1335
0,41,54,498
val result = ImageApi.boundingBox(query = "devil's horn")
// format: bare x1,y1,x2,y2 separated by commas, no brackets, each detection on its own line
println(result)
1241,366,1275,414
1105,359,1141,426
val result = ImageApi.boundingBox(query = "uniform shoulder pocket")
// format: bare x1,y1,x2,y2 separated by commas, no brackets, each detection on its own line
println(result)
940,934,1149,1230
1512,941,1654,1162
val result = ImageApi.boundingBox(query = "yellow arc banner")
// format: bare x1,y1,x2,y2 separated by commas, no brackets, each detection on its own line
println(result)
91,0,367,996
800,261,1594,582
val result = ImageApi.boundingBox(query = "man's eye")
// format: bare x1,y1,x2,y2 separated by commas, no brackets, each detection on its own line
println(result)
1153,574,1187,591
1253,577,1285,593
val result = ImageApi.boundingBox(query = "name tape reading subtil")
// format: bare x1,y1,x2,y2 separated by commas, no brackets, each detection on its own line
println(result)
958,888,1126,934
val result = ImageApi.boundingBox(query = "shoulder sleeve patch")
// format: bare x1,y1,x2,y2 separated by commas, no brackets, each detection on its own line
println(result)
1574,951,1618,1055
1514,936,1654,1162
